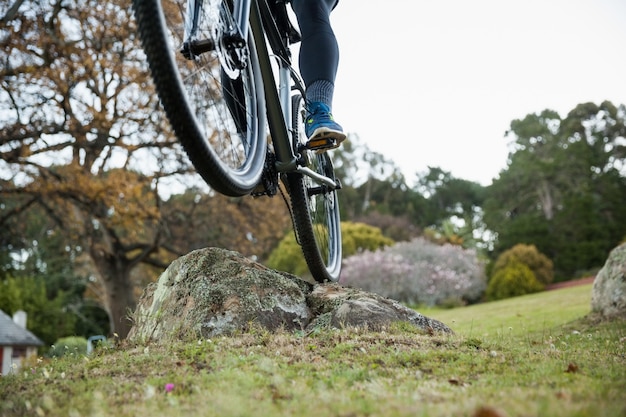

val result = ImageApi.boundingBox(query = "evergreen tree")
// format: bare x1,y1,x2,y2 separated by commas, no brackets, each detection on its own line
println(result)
484,102,626,279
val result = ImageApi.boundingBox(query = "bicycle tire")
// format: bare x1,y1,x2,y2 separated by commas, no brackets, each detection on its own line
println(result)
286,94,342,282
133,0,266,196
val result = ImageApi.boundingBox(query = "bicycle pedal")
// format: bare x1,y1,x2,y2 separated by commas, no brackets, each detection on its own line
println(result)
305,137,336,151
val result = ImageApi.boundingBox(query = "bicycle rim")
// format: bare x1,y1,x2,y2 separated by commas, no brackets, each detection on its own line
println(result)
133,0,266,196
286,94,342,282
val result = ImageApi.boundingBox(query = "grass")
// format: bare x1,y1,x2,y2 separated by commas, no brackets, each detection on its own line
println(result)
421,284,594,337
1,283,625,417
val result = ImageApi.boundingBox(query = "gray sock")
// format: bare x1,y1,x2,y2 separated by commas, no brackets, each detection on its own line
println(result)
306,79,334,110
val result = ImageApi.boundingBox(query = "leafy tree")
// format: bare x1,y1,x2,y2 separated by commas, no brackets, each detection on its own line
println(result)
484,102,626,279
0,0,191,337
331,142,487,247
0,276,76,347
416,167,485,220
162,190,292,262
0,192,110,337
331,135,428,222
413,167,487,249
355,176,418,219
354,211,420,242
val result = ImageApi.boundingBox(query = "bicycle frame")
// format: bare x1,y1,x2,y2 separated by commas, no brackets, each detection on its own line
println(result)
184,0,338,189
134,0,343,280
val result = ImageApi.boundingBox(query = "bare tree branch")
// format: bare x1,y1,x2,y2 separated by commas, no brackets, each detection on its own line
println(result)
0,195,38,226
1,0,26,23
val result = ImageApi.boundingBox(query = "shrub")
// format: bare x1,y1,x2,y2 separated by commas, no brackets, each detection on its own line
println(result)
264,231,308,277
341,221,394,256
265,222,393,277
492,244,554,285
339,251,416,303
486,260,544,300
47,336,88,357
339,238,486,306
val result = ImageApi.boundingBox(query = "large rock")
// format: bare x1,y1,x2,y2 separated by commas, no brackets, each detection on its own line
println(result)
591,243,626,319
128,248,452,343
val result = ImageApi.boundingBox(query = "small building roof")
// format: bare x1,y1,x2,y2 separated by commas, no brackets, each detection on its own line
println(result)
0,310,44,347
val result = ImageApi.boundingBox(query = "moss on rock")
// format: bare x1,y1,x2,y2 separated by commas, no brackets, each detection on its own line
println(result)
128,247,452,344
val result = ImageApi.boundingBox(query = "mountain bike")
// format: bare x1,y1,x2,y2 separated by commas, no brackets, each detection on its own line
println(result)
132,0,342,281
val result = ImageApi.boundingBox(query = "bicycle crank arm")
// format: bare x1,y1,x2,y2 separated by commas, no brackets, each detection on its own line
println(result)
295,166,340,190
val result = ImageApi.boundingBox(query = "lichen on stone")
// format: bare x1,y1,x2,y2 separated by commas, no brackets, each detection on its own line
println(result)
128,247,453,344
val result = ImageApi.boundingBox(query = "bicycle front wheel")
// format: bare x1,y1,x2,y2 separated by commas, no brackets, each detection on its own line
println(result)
286,94,342,282
133,0,266,196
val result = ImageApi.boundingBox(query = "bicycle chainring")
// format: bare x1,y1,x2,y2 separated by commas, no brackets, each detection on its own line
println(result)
251,151,279,197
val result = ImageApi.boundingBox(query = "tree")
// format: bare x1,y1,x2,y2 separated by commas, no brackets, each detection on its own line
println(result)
413,167,487,249
415,167,486,223
1,0,191,337
0,275,77,347
354,211,420,242
331,135,426,221
162,190,292,262
484,102,626,279
3,198,112,337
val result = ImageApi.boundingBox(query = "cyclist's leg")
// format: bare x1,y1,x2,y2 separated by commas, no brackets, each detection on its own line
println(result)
291,0,346,148
291,0,339,101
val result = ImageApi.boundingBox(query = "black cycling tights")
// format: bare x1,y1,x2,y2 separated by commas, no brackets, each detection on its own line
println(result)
291,0,339,87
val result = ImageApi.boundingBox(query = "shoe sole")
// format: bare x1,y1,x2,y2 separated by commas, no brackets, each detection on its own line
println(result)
306,127,347,152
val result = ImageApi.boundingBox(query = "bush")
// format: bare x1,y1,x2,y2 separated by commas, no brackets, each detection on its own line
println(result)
492,244,554,285
47,336,88,357
339,238,486,306
339,250,416,303
341,221,394,256
263,231,308,276
486,260,544,300
265,222,393,277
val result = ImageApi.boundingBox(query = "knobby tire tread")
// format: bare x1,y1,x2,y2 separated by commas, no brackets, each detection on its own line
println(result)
286,95,342,282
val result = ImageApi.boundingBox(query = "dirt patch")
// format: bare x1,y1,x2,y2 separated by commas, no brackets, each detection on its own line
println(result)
546,277,594,291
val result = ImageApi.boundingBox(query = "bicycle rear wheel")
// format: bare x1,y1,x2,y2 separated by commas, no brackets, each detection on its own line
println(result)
133,0,266,196
286,94,342,282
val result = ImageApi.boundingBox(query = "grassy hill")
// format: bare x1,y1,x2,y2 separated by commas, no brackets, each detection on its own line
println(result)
1,283,624,417
423,284,594,337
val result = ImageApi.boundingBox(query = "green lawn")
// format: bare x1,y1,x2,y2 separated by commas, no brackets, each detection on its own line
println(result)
421,284,594,338
1,283,624,417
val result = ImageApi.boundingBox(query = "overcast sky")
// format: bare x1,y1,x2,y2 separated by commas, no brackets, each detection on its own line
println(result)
328,0,626,186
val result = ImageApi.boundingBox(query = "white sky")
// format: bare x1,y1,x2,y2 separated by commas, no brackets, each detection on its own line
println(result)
328,0,626,186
